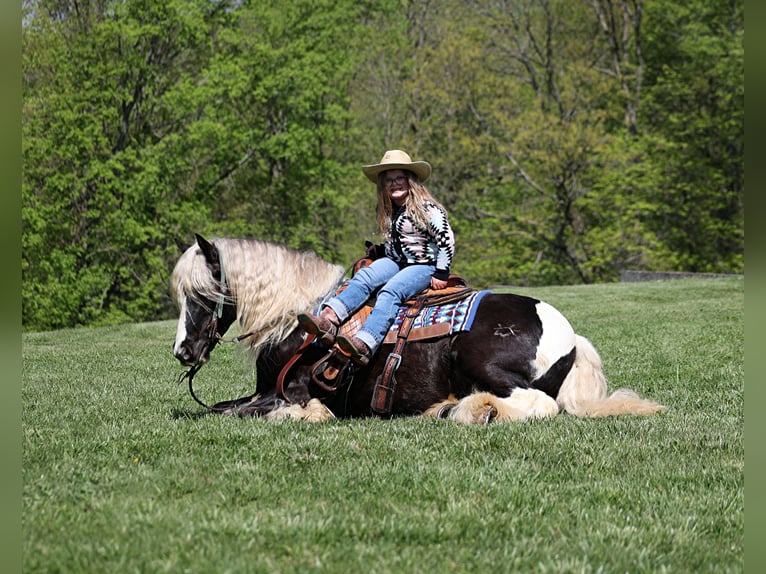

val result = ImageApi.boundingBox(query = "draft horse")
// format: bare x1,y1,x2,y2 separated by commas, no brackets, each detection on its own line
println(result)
171,234,666,424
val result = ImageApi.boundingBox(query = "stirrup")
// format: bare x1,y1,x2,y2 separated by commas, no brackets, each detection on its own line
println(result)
310,347,352,392
297,313,338,346
335,336,371,367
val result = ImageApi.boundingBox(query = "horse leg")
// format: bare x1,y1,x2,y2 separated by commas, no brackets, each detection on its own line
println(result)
213,394,260,413
221,390,335,422
222,391,284,417
426,389,559,424
265,399,336,422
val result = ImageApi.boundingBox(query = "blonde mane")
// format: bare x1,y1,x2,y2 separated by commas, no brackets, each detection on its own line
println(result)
171,238,346,358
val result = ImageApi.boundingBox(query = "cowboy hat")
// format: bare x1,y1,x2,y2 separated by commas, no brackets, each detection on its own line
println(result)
362,149,431,183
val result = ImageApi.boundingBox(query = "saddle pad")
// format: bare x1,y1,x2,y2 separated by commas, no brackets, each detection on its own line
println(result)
382,289,491,344
316,290,491,345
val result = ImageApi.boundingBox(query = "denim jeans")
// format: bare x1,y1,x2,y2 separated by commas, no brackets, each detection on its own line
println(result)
325,257,435,352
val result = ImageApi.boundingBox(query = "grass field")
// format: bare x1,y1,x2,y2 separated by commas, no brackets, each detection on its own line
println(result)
22,277,744,573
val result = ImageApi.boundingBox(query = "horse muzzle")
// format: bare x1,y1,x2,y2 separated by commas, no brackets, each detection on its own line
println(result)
173,338,214,367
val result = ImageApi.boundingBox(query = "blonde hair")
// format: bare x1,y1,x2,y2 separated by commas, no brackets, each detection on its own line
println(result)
374,171,445,233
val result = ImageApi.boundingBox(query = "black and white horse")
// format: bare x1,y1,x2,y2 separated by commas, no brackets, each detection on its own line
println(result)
171,234,666,424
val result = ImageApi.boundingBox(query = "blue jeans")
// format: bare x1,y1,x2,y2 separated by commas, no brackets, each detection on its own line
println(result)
324,257,435,352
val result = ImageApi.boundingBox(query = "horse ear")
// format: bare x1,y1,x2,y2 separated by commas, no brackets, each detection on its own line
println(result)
195,233,219,267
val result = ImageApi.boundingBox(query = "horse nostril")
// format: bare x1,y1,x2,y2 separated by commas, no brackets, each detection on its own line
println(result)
173,343,192,364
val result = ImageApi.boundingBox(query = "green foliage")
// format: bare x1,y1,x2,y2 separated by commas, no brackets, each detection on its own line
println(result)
22,0,744,329
639,0,744,273
23,0,222,329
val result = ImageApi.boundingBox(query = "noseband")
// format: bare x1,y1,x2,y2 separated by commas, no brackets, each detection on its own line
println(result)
176,307,227,412
177,249,230,412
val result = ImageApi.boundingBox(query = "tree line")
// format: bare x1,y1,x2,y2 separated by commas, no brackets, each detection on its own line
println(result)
22,0,744,331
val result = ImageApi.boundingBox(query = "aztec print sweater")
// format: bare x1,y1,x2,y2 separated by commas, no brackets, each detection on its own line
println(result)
384,201,455,281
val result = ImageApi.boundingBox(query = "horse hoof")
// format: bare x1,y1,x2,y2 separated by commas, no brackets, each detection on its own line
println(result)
436,403,455,419
478,406,497,424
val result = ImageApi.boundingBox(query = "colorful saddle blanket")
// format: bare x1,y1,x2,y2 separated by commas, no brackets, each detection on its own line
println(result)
384,289,491,343
334,289,491,344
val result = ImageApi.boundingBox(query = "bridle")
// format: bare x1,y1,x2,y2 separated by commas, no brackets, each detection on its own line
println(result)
178,319,318,413
176,248,236,413
176,299,228,413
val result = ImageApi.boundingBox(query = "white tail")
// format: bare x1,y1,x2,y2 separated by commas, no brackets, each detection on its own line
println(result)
557,335,667,417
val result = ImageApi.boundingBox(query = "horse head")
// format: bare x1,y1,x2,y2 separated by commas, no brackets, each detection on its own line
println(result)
171,234,238,366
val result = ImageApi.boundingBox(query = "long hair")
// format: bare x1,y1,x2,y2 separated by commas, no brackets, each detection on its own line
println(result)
374,171,446,234
171,238,345,357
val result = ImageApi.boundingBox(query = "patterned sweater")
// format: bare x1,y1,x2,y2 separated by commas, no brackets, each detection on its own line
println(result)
385,201,455,281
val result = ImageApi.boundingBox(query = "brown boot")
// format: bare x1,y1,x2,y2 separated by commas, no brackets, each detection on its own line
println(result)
335,335,372,366
297,309,339,346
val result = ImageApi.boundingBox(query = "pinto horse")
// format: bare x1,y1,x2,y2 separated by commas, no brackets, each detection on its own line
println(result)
171,234,666,424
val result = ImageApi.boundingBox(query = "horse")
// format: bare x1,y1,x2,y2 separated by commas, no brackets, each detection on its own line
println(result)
170,234,666,424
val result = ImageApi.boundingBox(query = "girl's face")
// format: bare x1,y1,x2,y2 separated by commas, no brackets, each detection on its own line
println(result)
382,169,410,206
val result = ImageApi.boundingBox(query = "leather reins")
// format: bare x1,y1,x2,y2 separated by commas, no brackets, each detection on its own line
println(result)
177,307,229,413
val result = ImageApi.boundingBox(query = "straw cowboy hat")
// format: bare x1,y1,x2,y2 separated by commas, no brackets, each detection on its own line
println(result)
362,149,432,183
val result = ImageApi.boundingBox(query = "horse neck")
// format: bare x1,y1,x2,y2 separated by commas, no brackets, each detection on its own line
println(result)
221,239,345,351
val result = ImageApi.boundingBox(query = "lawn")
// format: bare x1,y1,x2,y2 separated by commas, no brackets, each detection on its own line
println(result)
22,277,744,573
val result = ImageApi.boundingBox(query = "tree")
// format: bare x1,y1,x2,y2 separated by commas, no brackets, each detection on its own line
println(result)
637,0,744,272
23,0,391,329
23,0,232,329
22,0,744,330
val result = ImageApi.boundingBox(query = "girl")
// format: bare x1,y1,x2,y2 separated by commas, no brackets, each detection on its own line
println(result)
298,149,456,365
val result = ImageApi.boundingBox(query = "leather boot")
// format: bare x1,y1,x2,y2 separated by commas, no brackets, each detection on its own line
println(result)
297,309,339,346
335,335,372,366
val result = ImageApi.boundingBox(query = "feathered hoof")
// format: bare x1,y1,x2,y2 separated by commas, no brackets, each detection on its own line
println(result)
477,405,498,424
424,395,459,419
442,393,504,425
440,390,552,424
265,398,335,422
454,396,501,424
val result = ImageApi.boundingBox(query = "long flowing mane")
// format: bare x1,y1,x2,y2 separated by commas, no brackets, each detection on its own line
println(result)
171,238,345,356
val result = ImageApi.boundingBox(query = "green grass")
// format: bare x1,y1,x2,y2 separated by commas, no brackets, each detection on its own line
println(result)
23,278,744,573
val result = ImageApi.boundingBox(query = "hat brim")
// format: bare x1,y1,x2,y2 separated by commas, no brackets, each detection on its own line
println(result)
362,161,431,184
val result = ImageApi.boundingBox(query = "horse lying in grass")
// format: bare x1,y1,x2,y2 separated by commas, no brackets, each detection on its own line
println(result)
171,234,666,424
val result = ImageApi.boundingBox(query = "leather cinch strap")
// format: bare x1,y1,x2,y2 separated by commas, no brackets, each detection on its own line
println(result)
371,297,426,415
370,286,475,415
